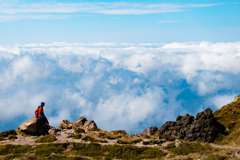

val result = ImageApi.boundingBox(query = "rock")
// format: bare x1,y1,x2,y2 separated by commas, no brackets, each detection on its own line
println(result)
234,95,240,102
75,128,85,133
48,128,61,135
235,151,240,158
16,117,49,135
157,108,225,143
185,108,220,143
49,152,58,158
1,130,17,137
58,120,73,129
142,127,158,136
175,139,183,148
68,133,74,138
73,117,98,132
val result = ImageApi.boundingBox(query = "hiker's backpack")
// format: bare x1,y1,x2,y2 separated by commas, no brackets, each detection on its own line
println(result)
35,107,39,118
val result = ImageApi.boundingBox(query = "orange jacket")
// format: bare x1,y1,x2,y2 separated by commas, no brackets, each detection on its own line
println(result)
35,106,44,118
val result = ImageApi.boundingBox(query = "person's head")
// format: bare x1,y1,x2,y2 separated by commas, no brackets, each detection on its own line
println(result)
41,102,45,107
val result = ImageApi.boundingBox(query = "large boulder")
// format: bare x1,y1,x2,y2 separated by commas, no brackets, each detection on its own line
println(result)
158,108,225,143
185,108,222,142
142,127,158,136
58,120,73,129
159,113,195,139
73,117,98,133
16,117,49,135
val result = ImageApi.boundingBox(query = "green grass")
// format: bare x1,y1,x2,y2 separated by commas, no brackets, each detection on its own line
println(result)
204,155,228,160
7,135,17,140
164,142,217,155
35,143,68,157
164,135,177,141
102,144,166,159
73,134,82,139
35,135,56,143
110,130,127,135
0,142,166,159
82,136,108,143
116,139,142,144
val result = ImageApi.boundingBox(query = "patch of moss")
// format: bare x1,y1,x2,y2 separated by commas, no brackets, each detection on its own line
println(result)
164,135,177,141
35,143,68,157
82,136,108,143
110,130,127,135
35,135,56,143
73,134,82,139
0,144,33,155
204,155,228,160
0,137,4,141
116,139,142,144
102,144,166,159
164,142,217,155
7,135,17,140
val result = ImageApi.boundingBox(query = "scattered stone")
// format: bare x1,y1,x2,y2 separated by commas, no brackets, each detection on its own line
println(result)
68,133,74,138
30,136,38,139
48,128,61,135
58,120,73,129
175,139,183,148
142,126,158,136
73,117,98,132
235,151,240,158
49,152,58,158
16,117,49,135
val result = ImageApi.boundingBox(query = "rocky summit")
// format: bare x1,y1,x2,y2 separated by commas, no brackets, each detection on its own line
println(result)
2,97,240,159
157,108,225,143
16,117,49,136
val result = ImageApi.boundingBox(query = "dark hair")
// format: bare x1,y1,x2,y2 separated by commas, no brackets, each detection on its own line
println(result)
41,102,45,106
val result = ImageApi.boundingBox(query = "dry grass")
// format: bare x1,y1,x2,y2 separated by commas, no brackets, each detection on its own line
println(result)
35,135,56,143
214,99,240,145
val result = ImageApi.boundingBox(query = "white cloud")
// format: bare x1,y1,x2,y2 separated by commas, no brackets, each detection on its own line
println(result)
0,2,226,21
0,41,240,133
210,94,236,109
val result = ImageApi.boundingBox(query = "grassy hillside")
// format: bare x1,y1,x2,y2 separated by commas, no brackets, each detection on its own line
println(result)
214,98,240,144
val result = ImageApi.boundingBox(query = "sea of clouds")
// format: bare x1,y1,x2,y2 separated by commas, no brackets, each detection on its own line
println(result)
0,41,240,133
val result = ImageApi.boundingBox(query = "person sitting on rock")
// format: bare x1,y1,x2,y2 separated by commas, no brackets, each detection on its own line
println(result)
35,102,51,128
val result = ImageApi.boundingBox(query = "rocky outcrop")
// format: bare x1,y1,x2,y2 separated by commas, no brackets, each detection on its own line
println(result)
58,120,73,129
234,95,240,102
142,127,158,136
73,117,98,133
159,113,195,139
158,108,225,143
16,117,49,136
185,108,222,142
1,130,17,137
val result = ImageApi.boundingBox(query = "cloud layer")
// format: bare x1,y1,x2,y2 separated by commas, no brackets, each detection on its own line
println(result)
0,41,240,133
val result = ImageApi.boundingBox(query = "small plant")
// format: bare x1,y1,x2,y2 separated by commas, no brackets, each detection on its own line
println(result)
82,136,108,143
0,134,4,141
73,134,82,139
116,139,142,144
110,130,127,135
7,135,17,140
143,135,150,139
35,135,56,143
164,135,176,141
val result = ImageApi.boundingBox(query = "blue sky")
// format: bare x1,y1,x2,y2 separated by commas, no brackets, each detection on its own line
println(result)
0,0,240,134
0,0,240,44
